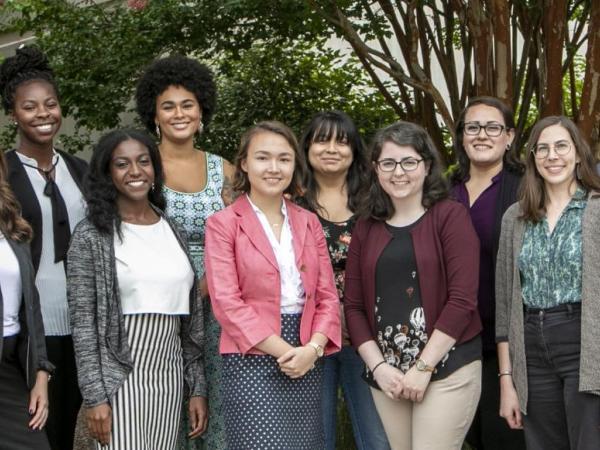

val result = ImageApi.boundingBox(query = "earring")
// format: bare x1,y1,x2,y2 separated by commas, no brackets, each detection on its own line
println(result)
506,143,511,151
151,182,155,192
155,124,161,139
576,163,582,180
198,120,204,136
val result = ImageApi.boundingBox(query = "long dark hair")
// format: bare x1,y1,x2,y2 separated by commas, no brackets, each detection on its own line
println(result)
85,129,166,236
520,115,600,222
298,111,368,216
232,121,306,200
0,151,32,241
450,96,524,185
364,121,448,221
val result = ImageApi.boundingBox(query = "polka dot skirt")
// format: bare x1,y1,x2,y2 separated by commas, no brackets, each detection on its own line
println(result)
222,314,325,450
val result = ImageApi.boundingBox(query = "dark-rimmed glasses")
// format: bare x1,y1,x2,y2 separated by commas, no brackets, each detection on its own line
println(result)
462,122,507,137
531,140,572,159
376,157,424,172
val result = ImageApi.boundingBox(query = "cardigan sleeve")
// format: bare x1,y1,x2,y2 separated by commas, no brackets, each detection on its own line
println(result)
307,213,341,354
204,212,277,354
432,203,481,340
343,219,374,349
66,225,109,407
495,205,518,343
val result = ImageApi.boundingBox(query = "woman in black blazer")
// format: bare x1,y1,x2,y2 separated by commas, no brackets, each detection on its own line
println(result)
0,149,54,449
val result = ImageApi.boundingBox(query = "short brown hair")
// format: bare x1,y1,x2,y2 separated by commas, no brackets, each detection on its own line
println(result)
520,115,600,222
232,121,306,199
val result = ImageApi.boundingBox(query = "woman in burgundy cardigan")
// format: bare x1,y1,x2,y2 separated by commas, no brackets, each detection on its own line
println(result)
344,121,482,450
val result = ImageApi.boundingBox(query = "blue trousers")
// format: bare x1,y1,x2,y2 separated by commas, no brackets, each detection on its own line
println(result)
321,346,390,450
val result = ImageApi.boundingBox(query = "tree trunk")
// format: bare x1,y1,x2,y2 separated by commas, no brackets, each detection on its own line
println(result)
491,0,512,103
578,0,600,150
540,0,567,116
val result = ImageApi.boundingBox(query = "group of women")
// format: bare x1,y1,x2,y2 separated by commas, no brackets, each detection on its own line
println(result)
0,44,598,450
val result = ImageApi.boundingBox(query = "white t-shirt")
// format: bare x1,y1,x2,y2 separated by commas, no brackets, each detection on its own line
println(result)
0,233,22,336
114,218,194,315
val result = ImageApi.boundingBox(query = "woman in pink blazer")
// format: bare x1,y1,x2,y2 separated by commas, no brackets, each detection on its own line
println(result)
204,121,341,450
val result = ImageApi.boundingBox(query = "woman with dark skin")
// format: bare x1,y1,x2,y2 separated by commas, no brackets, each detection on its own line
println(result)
0,45,86,450
450,97,526,450
136,56,234,450
67,129,207,449
0,150,53,450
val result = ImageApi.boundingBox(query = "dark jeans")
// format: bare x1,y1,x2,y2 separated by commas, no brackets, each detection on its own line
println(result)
523,303,600,450
465,351,526,450
45,336,82,450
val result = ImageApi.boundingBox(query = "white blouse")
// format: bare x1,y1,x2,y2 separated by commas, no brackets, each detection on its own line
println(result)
114,218,194,315
0,233,22,337
248,196,306,314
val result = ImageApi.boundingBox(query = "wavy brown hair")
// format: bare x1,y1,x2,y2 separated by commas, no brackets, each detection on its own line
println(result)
233,121,306,200
520,115,600,222
0,151,32,241
363,121,448,221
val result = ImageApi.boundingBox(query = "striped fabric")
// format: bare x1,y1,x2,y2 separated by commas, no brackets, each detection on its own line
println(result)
99,313,184,450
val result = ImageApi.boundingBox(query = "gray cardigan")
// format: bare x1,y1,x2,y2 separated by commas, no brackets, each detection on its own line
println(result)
67,215,206,408
496,194,600,414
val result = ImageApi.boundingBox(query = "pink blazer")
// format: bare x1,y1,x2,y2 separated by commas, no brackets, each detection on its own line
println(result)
204,195,341,355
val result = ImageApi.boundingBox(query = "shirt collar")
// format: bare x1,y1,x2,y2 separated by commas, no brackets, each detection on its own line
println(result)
15,149,59,168
246,194,288,219
568,186,587,209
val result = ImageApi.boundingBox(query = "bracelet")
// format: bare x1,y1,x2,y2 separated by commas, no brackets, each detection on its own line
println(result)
371,360,386,375
498,370,513,378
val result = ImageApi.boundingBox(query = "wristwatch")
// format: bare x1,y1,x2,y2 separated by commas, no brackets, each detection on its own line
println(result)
307,342,324,358
415,358,435,373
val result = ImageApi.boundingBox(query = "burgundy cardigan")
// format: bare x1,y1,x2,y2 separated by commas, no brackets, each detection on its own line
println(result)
344,199,482,349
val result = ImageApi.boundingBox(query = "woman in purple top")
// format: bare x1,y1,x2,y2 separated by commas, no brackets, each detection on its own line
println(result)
450,96,525,450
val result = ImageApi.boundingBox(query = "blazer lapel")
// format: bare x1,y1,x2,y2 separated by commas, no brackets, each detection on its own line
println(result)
287,200,308,268
234,196,279,270
6,239,33,309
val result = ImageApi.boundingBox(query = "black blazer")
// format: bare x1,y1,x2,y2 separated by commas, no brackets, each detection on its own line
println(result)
0,238,54,389
491,168,522,270
5,150,88,273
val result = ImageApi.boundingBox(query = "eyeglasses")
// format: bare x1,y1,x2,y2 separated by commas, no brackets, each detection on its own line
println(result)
376,157,424,172
531,140,572,159
462,122,507,137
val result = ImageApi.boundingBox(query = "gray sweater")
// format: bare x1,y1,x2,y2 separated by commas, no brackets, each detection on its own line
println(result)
67,215,206,408
496,194,600,414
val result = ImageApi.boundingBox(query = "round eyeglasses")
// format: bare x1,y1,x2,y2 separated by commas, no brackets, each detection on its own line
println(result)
462,122,507,137
376,157,424,172
531,140,572,159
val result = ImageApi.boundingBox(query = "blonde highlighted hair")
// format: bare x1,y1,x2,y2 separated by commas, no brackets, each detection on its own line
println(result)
0,151,32,241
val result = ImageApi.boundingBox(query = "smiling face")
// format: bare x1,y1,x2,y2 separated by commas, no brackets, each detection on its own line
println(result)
533,124,579,191
12,80,62,149
110,139,155,209
308,132,353,177
462,103,513,170
155,85,202,143
376,141,427,205
241,131,295,201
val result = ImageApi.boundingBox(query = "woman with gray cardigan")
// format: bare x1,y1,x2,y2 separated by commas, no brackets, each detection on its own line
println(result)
496,116,600,450
67,129,206,449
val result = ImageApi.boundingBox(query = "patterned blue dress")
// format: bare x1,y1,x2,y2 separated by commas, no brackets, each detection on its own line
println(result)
163,152,227,450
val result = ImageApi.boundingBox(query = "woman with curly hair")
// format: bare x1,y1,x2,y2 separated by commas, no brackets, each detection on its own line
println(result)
0,45,87,450
67,129,206,449
135,55,234,449
298,111,389,450
0,150,54,450
344,121,482,450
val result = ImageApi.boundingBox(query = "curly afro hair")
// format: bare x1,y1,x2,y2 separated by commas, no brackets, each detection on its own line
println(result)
85,128,166,237
135,55,217,136
0,45,59,113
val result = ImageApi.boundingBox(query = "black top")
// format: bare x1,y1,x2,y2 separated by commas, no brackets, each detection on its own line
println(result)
318,215,356,300
365,221,481,390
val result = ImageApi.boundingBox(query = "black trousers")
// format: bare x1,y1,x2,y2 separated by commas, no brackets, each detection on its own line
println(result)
523,303,600,450
465,351,526,450
45,336,82,450
0,336,50,450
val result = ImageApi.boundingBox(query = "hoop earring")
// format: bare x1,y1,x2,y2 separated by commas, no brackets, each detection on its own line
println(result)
155,124,161,139
506,143,512,151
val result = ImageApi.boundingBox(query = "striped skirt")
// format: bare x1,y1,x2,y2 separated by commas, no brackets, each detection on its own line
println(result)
98,314,183,450
222,314,325,450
